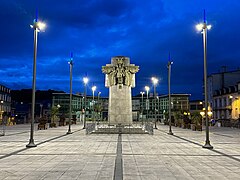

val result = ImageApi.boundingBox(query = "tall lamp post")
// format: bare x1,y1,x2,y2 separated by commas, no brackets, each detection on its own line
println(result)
92,86,96,122
151,77,158,129
40,104,43,118
145,86,150,124
97,92,101,124
26,16,46,148
83,77,89,129
167,57,174,135
196,10,213,149
140,91,145,125
67,53,73,135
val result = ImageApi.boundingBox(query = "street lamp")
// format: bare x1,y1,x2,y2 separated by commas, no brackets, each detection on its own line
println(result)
97,92,101,124
151,77,158,129
0,101,5,136
40,104,43,118
196,10,213,149
145,86,150,124
67,53,73,135
140,91,145,125
26,16,46,148
98,92,101,101
167,57,173,135
157,96,159,122
92,86,96,122
83,77,89,129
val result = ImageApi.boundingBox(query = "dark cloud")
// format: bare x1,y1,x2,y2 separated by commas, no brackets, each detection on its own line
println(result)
0,0,240,99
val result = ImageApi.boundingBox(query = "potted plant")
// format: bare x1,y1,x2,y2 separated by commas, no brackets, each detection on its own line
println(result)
163,111,169,125
50,106,59,128
59,114,65,126
191,112,202,131
173,111,182,127
38,116,47,130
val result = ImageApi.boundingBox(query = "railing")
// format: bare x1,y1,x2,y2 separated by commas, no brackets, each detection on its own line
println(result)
217,119,240,128
86,123,96,134
91,122,149,134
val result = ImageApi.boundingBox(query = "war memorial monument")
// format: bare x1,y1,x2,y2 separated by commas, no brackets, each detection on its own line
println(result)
102,56,139,126
86,56,153,134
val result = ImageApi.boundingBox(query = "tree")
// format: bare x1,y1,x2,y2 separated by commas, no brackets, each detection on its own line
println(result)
50,106,59,127
191,112,202,125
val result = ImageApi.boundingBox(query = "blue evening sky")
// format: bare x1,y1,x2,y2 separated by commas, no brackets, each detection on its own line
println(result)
0,0,240,99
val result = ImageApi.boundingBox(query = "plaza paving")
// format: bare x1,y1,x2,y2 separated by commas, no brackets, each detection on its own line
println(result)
0,123,239,180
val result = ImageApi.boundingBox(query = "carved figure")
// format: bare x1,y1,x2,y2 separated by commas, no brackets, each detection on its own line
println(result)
102,56,139,87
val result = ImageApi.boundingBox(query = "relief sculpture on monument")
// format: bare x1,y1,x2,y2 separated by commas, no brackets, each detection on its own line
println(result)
102,56,139,88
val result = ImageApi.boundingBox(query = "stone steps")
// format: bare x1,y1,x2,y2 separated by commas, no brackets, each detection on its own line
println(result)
92,127,148,134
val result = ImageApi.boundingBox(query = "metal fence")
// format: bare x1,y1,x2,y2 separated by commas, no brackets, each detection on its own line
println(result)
0,119,7,136
217,119,240,128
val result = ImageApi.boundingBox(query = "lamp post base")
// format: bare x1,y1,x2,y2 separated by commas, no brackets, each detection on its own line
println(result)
66,131,72,135
26,141,37,148
168,131,174,135
202,142,213,149
83,119,86,129
154,121,158,129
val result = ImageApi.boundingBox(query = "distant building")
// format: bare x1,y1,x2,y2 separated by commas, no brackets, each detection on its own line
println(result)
11,89,63,124
207,68,240,120
0,84,11,120
158,94,191,120
52,93,191,122
212,82,240,120
133,94,191,121
52,93,108,121
189,100,203,114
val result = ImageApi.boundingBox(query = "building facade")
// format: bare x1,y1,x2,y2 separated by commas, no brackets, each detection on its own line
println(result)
189,100,203,114
0,85,11,121
52,93,190,122
158,94,191,120
52,93,109,121
207,69,240,120
212,82,240,120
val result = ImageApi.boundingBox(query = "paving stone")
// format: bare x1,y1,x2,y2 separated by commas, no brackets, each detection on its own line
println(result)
0,123,239,180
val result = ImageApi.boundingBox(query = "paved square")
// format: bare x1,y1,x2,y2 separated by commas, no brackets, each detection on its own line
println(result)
0,123,239,179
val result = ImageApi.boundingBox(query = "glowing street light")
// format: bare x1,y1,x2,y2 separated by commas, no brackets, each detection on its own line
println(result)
145,86,150,123
92,86,96,121
167,53,174,135
97,92,101,124
83,77,89,129
151,77,158,129
98,92,101,101
140,91,145,125
92,86,97,100
196,10,213,149
67,53,73,135
26,14,46,148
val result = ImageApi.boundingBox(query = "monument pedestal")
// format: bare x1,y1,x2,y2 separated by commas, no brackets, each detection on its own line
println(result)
109,85,132,125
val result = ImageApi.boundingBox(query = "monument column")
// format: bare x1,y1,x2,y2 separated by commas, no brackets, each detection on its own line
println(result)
102,56,139,125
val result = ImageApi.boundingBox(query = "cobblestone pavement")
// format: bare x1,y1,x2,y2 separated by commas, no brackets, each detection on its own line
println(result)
0,123,239,180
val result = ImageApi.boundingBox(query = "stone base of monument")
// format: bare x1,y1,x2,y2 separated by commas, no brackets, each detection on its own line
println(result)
88,123,153,134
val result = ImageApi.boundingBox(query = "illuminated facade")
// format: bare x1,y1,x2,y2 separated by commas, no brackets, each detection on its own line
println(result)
189,100,203,114
52,93,109,120
52,93,190,121
212,82,240,120
207,69,240,120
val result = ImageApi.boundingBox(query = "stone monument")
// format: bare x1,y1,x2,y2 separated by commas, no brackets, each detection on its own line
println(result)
102,56,139,125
